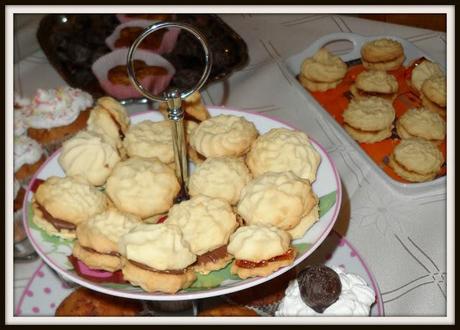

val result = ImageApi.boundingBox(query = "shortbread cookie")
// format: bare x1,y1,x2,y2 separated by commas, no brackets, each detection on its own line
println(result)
237,171,318,232
73,208,141,272
32,175,109,239
299,74,342,92
246,127,321,182
288,204,320,240
227,225,295,279
300,48,347,83
343,96,395,143
410,59,443,92
361,38,405,71
351,70,398,100
190,115,259,158
421,75,446,110
58,131,121,186
159,91,210,122
188,156,252,205
396,108,446,141
421,93,446,118
106,157,180,219
389,138,444,182
119,223,197,293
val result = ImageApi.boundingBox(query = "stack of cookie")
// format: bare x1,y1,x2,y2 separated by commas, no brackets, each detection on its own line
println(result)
360,38,405,71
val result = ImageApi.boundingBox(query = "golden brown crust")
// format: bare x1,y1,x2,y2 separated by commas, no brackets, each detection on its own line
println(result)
230,250,296,279
421,93,446,119
362,54,405,71
14,154,46,182
72,241,122,272
192,254,234,275
27,110,90,146
55,287,142,316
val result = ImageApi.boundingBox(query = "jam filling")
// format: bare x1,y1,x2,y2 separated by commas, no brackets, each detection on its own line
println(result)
128,259,188,275
81,245,121,257
344,124,386,134
194,245,229,266
35,202,76,231
356,89,395,100
235,248,295,269
106,110,125,140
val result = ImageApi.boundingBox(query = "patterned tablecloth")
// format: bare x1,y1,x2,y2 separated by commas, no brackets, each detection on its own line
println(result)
13,13,448,317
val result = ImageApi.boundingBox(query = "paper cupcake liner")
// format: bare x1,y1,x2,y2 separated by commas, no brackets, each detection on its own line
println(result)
92,48,175,99
116,14,176,24
106,19,180,55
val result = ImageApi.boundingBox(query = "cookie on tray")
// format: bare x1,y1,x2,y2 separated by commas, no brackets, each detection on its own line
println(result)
58,130,121,186
410,59,444,92
299,48,347,92
237,171,319,238
72,208,141,272
166,195,238,275
421,75,447,118
119,223,197,294
350,70,399,101
388,138,444,182
227,224,296,279
32,175,109,239
246,127,321,183
188,156,252,205
106,157,180,219
189,114,259,160
396,107,446,142
343,96,395,144
361,38,405,71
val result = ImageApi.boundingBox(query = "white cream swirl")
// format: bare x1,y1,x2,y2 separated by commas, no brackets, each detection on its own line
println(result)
275,266,375,316
26,87,93,129
14,135,43,172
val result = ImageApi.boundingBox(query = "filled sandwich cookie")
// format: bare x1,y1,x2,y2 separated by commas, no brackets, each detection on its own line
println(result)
350,70,399,101
410,59,443,93
360,38,405,71
32,176,109,239
119,223,197,293
166,195,239,275
420,75,446,118
72,208,141,272
396,107,446,142
227,225,296,279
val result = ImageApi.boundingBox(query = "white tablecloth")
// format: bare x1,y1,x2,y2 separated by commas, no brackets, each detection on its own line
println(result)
13,13,448,317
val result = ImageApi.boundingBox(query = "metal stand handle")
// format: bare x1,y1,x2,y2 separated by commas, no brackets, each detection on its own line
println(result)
126,21,212,201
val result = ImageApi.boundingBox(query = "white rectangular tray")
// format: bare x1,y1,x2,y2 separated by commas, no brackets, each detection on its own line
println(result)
283,32,446,196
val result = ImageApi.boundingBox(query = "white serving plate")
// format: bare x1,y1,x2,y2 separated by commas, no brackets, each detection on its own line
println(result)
284,32,446,196
23,107,342,301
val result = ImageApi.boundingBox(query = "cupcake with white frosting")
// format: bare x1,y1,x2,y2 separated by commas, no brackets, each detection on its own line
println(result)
26,86,93,154
14,135,46,186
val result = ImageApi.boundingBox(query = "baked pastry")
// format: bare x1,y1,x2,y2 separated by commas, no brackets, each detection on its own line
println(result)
86,96,130,155
361,38,405,71
159,91,211,123
107,60,168,85
32,175,109,239
72,208,141,272
246,127,321,182
189,114,259,159
396,107,446,142
299,48,347,92
58,130,121,186
55,287,143,316
388,138,444,182
275,265,375,316
350,70,399,101
14,135,46,186
14,92,32,137
227,225,296,279
198,304,259,316
188,156,252,205
237,171,318,238
420,75,446,118
119,223,197,293
26,87,93,154
105,157,180,219
166,195,238,274
114,26,166,50
343,96,395,143
410,59,443,92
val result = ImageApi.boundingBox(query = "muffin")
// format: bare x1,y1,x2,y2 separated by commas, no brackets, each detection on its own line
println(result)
237,171,319,238
32,175,109,239
361,38,405,71
58,130,121,186
350,70,399,101
246,127,321,183
72,208,142,272
227,225,296,279
188,156,252,205
105,157,180,219
14,135,46,186
26,87,93,154
166,195,239,274
118,223,197,293
299,48,347,92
